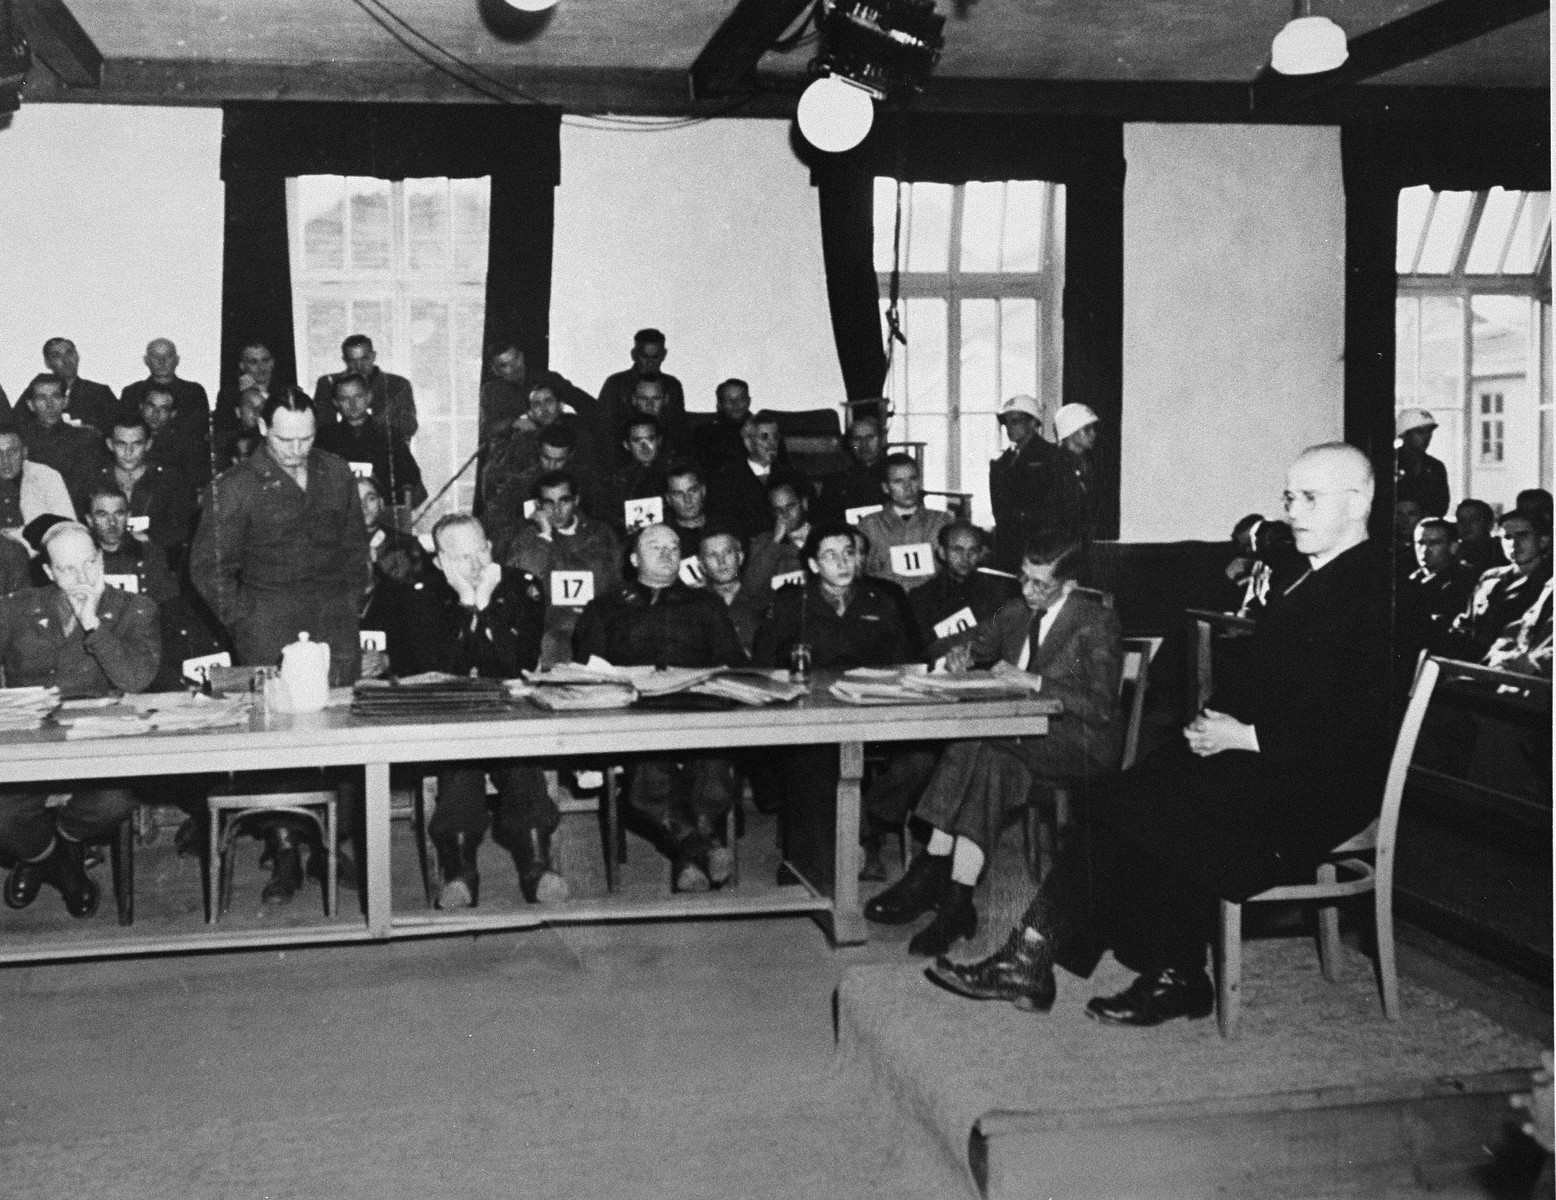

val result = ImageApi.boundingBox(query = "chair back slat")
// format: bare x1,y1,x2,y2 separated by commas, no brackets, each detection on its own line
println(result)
1119,636,1163,772
1374,657,1442,862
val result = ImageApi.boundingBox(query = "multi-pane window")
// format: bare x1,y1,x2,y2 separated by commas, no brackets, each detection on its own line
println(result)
872,179,1065,523
1479,392,1505,465
1395,186,1551,509
287,175,490,519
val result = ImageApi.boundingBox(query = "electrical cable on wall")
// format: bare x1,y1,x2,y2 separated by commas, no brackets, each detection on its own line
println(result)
347,0,762,133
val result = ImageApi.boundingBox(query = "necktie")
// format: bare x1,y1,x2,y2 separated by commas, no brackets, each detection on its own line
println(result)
1025,608,1047,673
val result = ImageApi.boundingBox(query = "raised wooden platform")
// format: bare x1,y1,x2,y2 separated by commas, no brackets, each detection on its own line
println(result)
837,942,1547,1198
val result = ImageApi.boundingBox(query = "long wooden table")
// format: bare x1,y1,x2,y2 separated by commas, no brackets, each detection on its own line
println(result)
0,677,1058,964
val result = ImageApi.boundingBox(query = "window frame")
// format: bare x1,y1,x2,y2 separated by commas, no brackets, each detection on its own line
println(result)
873,178,1065,517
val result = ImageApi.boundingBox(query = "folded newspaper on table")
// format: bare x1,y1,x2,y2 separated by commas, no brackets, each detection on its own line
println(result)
58,692,253,738
690,672,809,706
0,686,62,732
829,664,1044,706
524,658,728,711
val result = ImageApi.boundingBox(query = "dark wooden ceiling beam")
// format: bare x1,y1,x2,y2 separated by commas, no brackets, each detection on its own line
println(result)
14,0,101,88
688,0,814,100
1252,0,1547,113
17,57,1548,128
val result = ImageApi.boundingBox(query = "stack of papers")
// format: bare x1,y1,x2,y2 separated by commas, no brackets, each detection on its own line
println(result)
829,664,1045,706
56,693,255,738
0,687,61,732
527,684,636,712
352,674,513,719
691,673,809,706
523,659,721,710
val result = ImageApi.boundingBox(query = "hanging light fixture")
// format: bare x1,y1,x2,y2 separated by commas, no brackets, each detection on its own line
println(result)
503,0,559,10
797,0,946,154
1270,0,1348,76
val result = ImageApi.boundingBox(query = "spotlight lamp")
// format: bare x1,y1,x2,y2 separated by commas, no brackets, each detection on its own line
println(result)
1269,0,1348,76
503,0,559,10
797,0,946,154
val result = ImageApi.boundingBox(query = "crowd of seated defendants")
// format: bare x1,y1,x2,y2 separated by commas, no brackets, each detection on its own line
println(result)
1,326,1549,1028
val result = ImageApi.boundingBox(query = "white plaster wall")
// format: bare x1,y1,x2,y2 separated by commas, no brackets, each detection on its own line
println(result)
551,118,845,416
0,106,225,407
1121,124,1345,542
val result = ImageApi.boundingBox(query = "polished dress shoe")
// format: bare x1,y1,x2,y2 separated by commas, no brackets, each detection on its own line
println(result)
513,827,569,905
4,858,46,910
925,928,1056,1012
908,882,977,957
1085,967,1214,1027
260,827,304,904
433,832,481,909
864,851,949,925
48,837,99,919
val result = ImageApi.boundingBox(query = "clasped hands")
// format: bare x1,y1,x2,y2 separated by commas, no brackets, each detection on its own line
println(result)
452,562,503,613
1183,709,1258,757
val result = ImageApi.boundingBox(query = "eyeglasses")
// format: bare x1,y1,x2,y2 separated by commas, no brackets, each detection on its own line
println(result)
1281,488,1360,511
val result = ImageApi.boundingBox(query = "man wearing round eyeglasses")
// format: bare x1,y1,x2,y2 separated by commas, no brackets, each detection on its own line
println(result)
930,443,1391,1027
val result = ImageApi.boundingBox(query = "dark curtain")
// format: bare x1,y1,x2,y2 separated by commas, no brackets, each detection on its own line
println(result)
218,102,562,392
1340,116,1551,530
807,114,1126,538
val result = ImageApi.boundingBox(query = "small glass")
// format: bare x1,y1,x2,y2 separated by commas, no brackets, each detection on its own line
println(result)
789,642,812,684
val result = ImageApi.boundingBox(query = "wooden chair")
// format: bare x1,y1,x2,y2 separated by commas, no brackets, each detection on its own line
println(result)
207,785,338,922
1214,657,1443,1038
1022,635,1163,880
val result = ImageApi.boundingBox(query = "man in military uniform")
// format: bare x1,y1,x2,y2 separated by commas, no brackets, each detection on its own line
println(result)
989,394,1056,571
0,522,160,918
313,334,417,441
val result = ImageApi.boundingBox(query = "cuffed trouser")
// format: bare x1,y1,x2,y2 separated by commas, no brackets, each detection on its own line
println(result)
0,787,136,862
430,764,558,844
862,745,938,829
1018,742,1319,979
233,590,361,685
913,735,1099,854
624,755,736,851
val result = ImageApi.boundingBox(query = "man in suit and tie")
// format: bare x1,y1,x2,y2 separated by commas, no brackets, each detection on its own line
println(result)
864,534,1123,957
928,443,1391,1024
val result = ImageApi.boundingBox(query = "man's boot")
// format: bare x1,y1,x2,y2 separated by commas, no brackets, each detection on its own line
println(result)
48,836,100,919
433,832,481,909
863,850,949,924
4,852,48,911
261,825,304,904
512,827,568,904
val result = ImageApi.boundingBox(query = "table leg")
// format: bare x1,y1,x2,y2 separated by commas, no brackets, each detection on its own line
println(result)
365,761,392,938
831,740,866,946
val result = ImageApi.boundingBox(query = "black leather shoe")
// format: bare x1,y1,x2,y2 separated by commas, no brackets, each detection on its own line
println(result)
261,827,304,904
432,832,481,909
513,827,568,904
4,858,46,910
1085,967,1214,1027
49,838,99,919
908,882,977,957
864,851,949,925
925,928,1056,1012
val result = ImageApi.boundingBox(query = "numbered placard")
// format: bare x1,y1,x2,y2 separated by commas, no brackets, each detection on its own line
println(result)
102,573,140,594
933,607,977,640
126,515,151,534
623,496,663,530
348,461,375,480
550,570,595,608
523,499,538,520
359,629,387,652
888,542,935,578
181,650,232,686
845,504,883,526
770,569,805,590
678,556,706,587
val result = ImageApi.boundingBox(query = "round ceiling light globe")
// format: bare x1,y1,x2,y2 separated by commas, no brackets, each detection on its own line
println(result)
504,0,559,11
797,75,875,154
1270,16,1348,75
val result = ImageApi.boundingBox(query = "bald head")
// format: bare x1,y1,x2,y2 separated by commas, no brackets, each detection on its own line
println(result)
632,523,682,589
145,338,179,382
1284,442,1373,564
